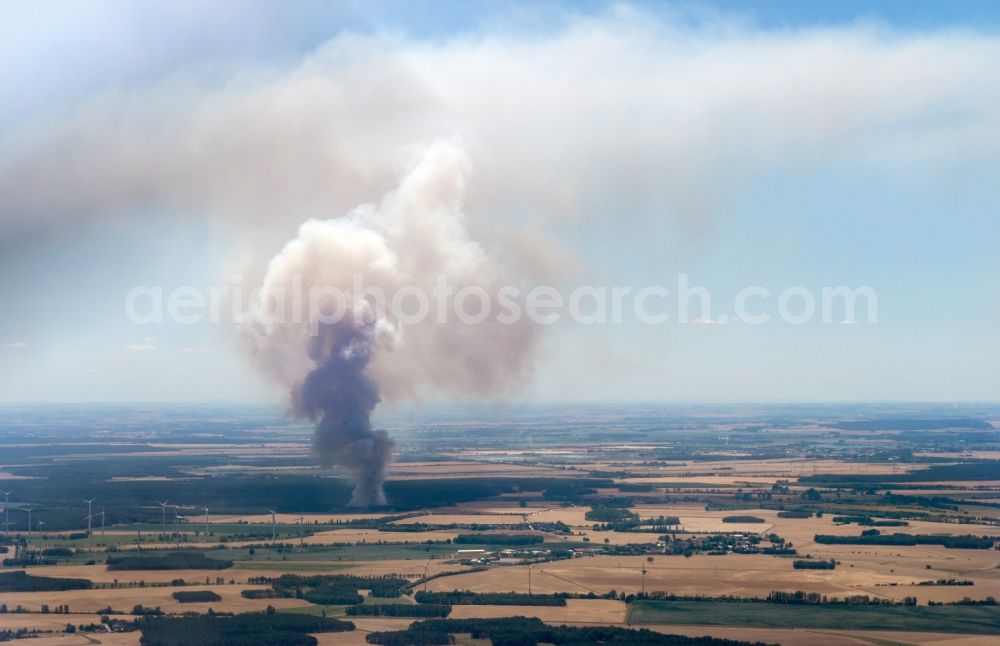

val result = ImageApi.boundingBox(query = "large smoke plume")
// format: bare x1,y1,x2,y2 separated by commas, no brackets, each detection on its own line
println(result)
295,320,390,506
243,141,537,505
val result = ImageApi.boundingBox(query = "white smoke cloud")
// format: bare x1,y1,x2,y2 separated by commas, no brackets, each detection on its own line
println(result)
242,140,537,402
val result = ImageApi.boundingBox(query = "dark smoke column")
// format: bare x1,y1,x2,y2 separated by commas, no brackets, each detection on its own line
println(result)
292,320,394,507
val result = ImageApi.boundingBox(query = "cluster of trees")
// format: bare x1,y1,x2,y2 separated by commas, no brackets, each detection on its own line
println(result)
721,516,765,524
766,591,916,606
814,533,996,549
832,516,908,527
530,521,572,534
0,603,73,614
2,556,57,567
240,589,276,600
107,552,233,570
542,479,610,502
365,617,772,646
346,604,451,617
171,590,222,603
138,612,354,646
776,511,811,519
928,597,996,606
414,591,568,606
453,534,543,545
0,571,93,592
793,560,836,570
587,505,683,533
257,574,409,605
585,506,639,524
40,547,74,557
916,579,974,586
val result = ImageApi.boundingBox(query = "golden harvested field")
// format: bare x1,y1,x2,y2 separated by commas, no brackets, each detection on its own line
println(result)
0,613,129,632
422,552,1000,603
2,633,142,646
338,559,467,578
0,584,309,614
449,598,626,623
314,618,413,645
392,513,528,525
22,558,467,586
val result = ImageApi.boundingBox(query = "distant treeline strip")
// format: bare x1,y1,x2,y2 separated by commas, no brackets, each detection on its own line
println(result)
415,591,568,606
0,571,93,592
107,552,233,570
364,617,772,646
800,461,998,484
139,612,354,646
814,533,996,549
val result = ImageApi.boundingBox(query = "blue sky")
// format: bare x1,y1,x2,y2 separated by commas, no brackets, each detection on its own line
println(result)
1,1,998,403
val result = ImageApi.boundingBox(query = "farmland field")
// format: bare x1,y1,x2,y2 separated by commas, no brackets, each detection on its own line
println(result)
0,402,997,645
628,599,1000,634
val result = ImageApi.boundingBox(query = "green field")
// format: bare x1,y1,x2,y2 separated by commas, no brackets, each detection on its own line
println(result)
627,600,1000,635
232,561,351,571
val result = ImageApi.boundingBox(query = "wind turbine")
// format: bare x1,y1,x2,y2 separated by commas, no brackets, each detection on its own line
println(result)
89,510,107,545
175,513,183,548
157,501,169,539
203,506,209,539
298,514,304,550
84,499,95,536
134,522,143,550
17,507,32,539
267,510,277,542
1,491,10,536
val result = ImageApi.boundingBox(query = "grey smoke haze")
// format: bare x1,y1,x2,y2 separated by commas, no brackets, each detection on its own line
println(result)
3,10,998,264
242,141,538,504
295,319,390,506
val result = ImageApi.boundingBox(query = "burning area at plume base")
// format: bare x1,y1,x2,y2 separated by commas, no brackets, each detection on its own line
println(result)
241,141,539,507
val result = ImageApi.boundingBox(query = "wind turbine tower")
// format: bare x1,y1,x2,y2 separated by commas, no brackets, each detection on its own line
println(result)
84,499,95,536
157,501,169,540
19,508,32,540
